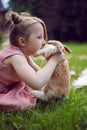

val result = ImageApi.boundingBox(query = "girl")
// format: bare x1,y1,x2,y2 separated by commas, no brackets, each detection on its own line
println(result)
0,11,65,110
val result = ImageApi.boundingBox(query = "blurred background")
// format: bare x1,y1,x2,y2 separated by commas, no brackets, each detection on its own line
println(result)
0,0,87,43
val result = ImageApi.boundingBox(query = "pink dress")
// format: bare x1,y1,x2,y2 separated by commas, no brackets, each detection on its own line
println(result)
0,45,37,110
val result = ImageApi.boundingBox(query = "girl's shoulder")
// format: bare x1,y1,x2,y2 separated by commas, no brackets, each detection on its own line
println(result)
0,45,25,61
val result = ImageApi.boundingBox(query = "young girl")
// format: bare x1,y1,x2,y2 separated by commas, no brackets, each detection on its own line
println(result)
0,11,65,110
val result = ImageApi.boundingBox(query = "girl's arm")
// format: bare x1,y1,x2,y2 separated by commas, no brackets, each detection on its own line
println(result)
29,57,41,71
8,54,65,90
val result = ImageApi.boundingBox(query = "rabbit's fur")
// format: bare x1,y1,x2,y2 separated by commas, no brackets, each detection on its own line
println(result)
32,40,72,101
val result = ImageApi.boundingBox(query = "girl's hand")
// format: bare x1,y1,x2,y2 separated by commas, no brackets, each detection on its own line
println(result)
47,53,66,65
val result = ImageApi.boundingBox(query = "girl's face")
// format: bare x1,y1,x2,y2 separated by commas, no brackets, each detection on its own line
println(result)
23,23,46,55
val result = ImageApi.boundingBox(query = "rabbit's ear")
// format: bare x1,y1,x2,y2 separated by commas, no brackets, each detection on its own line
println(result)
64,45,72,53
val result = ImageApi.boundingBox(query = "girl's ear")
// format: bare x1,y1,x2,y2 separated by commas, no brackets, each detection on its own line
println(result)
18,37,26,47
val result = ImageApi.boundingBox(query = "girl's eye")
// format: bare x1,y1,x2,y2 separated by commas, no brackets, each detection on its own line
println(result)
37,36,42,39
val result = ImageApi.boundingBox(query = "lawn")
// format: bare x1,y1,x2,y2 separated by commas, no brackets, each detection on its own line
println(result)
0,42,87,130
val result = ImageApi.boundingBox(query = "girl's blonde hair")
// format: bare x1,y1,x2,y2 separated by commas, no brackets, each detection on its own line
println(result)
5,11,48,46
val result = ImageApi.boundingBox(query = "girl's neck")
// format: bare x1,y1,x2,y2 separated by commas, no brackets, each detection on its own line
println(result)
19,46,30,56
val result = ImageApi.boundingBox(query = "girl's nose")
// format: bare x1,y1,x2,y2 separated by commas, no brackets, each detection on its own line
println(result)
42,40,46,48
42,40,46,45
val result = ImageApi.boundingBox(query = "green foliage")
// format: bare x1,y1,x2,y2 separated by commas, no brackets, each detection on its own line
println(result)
0,33,4,44
8,0,33,12
0,42,87,130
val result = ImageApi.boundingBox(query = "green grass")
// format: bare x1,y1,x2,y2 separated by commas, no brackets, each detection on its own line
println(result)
0,42,87,130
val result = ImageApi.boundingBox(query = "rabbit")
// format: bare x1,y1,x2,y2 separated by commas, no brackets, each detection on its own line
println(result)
32,40,72,101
